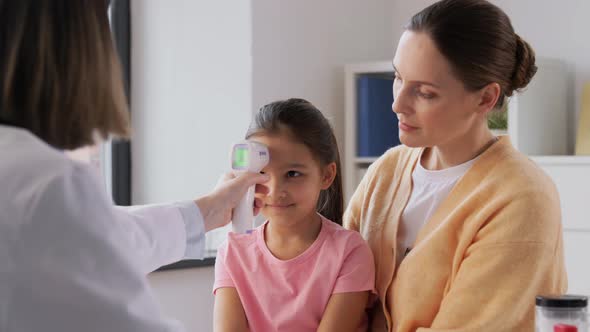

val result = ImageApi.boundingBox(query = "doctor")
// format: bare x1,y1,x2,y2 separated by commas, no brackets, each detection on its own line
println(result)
0,1,267,331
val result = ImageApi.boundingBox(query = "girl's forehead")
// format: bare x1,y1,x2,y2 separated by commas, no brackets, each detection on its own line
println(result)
250,132,314,161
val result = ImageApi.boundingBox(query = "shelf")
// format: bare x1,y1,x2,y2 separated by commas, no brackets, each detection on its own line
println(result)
531,155,590,166
355,157,379,164
345,61,394,75
353,155,590,166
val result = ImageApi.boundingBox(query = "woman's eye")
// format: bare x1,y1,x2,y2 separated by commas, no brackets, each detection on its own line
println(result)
416,89,436,99
287,171,302,178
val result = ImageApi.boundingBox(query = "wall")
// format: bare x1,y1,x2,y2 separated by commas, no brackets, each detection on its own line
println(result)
130,1,252,331
252,0,396,150
148,268,215,331
390,0,590,153
131,0,253,204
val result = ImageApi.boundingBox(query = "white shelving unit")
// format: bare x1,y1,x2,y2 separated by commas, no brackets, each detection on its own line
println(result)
507,58,569,156
344,61,394,200
344,60,590,296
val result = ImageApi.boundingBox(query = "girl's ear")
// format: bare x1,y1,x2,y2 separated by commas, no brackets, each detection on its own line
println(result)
320,162,337,190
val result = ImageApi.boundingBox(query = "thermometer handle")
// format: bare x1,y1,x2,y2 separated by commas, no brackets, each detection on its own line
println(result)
232,185,255,233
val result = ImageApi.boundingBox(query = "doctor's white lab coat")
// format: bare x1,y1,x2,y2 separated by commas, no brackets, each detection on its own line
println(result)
0,125,206,331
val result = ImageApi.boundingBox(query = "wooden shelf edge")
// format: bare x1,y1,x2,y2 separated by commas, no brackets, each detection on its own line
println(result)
531,155,590,165
355,157,379,164
354,155,590,165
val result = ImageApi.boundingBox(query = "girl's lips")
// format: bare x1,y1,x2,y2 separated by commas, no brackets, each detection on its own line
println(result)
265,204,294,208
399,121,419,131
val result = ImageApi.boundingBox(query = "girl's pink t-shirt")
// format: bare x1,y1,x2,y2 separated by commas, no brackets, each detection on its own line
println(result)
213,216,375,332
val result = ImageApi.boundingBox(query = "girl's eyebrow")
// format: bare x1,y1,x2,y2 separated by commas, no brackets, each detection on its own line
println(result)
286,163,308,168
392,64,441,89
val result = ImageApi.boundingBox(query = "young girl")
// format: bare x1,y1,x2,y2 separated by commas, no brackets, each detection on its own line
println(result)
213,98,375,332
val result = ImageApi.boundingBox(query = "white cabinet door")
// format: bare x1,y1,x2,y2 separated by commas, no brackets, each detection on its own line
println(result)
563,231,590,296
536,158,590,296
536,159,590,231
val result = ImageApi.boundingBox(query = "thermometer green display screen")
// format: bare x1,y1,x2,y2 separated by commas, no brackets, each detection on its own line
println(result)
233,146,249,169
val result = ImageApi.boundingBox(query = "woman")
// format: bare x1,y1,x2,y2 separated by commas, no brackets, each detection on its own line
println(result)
0,1,266,331
344,0,567,331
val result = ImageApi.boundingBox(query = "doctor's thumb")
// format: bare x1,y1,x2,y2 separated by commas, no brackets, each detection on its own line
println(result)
229,172,269,200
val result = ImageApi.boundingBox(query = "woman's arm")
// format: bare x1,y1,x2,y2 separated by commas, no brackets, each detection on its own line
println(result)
214,288,249,332
415,190,567,331
317,291,370,332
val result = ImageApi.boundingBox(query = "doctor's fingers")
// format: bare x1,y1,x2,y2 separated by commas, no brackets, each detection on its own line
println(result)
253,197,264,216
215,172,235,187
217,171,268,186
235,172,269,189
255,183,269,195
218,172,269,200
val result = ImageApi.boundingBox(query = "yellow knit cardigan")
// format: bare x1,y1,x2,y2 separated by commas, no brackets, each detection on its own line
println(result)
344,137,567,332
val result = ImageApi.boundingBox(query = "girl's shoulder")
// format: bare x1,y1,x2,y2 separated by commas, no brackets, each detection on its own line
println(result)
321,217,371,251
219,227,260,256
320,218,375,273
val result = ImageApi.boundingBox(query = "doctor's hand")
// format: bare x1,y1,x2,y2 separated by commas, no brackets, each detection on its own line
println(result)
195,172,269,232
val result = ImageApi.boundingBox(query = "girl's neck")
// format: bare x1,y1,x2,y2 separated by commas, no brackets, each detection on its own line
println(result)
421,127,496,170
264,211,323,261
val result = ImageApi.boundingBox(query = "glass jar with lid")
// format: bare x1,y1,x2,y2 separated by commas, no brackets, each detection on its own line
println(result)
536,295,588,332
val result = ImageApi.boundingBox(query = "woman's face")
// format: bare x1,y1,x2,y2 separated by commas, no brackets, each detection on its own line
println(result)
392,31,485,148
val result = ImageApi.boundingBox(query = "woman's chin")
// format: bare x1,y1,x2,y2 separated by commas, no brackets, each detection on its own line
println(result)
399,135,422,148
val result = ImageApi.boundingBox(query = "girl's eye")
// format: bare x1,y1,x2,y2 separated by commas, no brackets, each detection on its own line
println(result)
287,171,302,178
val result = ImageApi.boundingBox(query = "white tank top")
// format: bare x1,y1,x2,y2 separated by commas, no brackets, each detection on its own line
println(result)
396,151,478,267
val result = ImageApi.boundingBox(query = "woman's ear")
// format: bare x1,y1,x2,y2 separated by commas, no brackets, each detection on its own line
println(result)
320,162,337,190
476,82,501,114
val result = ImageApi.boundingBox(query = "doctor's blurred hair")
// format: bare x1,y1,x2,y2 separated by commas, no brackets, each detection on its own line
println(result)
0,0,129,150
246,98,344,225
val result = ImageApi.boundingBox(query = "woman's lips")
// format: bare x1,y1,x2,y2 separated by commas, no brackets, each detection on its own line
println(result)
398,121,419,132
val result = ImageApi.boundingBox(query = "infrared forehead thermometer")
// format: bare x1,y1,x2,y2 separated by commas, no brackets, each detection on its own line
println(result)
231,141,269,233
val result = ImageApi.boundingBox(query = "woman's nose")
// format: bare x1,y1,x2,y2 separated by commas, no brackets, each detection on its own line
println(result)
392,82,412,115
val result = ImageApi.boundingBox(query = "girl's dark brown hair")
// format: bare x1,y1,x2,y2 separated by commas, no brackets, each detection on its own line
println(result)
0,0,130,150
246,98,344,225
407,0,537,108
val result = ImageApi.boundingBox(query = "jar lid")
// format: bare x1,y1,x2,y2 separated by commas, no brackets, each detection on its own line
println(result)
536,295,588,308
554,324,578,332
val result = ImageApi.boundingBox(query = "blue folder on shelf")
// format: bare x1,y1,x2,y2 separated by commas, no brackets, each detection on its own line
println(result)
357,75,400,157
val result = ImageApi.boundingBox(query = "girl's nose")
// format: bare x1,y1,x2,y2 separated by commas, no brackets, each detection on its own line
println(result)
264,177,286,199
